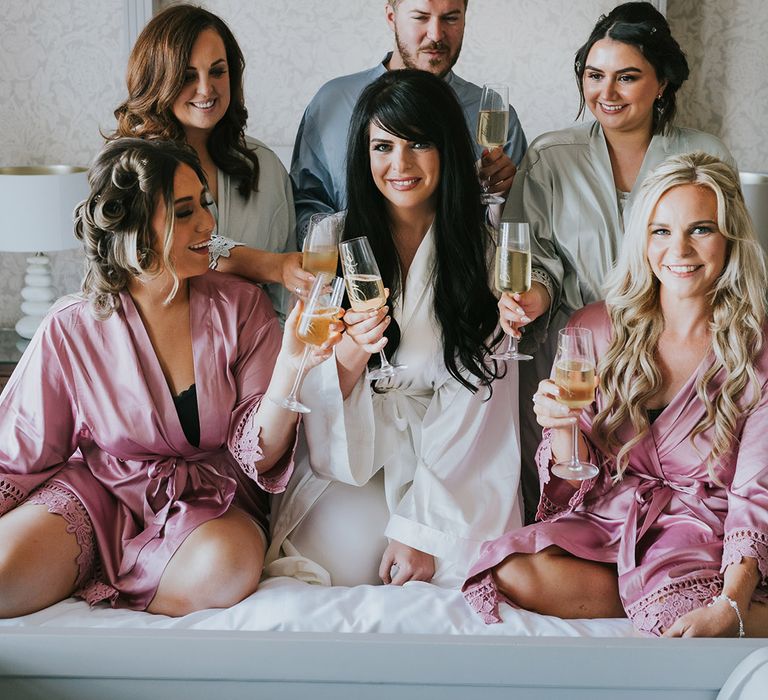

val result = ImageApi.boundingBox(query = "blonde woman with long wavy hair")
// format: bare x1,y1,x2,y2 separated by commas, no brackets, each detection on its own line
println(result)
463,152,768,637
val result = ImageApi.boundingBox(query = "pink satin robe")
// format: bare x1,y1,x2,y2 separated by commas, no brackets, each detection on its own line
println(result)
463,302,768,635
0,272,294,610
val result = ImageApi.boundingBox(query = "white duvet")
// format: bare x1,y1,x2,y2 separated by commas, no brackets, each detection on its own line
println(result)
0,576,639,637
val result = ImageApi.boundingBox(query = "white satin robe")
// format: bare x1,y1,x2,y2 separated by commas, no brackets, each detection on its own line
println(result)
265,226,522,587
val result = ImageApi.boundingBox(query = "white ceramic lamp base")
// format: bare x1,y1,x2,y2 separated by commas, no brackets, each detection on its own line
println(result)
15,254,57,339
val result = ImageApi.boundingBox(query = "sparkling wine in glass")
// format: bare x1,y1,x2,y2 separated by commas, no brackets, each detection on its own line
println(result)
339,236,406,381
551,327,599,481
279,273,344,413
491,222,533,362
476,83,509,205
302,213,340,276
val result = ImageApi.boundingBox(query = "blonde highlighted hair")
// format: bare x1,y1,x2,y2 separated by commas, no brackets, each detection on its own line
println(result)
74,138,207,319
593,151,767,481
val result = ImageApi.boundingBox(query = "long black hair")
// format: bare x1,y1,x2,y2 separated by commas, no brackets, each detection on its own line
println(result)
343,69,502,393
574,1,689,134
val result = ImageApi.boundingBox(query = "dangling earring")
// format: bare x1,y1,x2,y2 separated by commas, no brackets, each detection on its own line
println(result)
655,93,665,118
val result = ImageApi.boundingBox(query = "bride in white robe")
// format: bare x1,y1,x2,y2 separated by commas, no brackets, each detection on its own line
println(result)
265,70,522,588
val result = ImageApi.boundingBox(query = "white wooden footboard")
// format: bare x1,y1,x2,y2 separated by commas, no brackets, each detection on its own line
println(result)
1,629,766,699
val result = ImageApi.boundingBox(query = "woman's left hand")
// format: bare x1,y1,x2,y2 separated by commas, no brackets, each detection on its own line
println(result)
279,298,344,373
280,252,315,297
662,601,741,638
379,540,435,585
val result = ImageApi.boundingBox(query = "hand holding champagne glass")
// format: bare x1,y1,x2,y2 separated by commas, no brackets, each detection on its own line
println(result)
339,236,405,380
476,83,509,205
302,213,340,276
278,273,345,413
492,222,533,361
551,327,599,480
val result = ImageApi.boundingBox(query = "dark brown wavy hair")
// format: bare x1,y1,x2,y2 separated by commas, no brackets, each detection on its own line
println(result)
112,4,258,197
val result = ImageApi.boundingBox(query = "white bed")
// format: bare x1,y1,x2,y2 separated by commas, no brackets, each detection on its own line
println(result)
1,576,765,699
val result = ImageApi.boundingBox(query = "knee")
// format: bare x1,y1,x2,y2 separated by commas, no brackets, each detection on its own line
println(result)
493,549,560,613
158,522,265,616
195,533,262,594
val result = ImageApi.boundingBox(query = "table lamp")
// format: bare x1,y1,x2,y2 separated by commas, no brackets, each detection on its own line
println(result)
740,172,768,254
0,165,89,339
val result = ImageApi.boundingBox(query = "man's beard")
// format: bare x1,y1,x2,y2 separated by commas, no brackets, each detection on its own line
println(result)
394,33,461,78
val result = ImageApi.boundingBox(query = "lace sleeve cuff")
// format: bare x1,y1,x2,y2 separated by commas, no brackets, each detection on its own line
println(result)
531,267,554,307
721,529,768,582
208,234,243,270
535,428,598,521
230,400,298,494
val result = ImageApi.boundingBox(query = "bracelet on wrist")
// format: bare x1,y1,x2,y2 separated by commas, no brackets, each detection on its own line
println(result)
707,593,745,638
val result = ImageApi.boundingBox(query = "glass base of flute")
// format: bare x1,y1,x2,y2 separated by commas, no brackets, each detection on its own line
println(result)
491,328,532,361
368,348,406,381
551,419,599,480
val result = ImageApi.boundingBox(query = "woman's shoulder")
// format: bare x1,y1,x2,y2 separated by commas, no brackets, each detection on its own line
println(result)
242,136,288,171
521,123,594,169
568,301,613,349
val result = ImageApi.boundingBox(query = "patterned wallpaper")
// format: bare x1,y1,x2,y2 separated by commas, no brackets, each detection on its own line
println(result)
0,0,766,328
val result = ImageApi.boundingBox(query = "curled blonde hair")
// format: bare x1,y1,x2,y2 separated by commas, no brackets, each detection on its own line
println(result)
74,138,207,319
594,151,767,481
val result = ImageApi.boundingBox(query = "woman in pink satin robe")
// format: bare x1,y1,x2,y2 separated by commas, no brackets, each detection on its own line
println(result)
0,138,340,617
464,152,768,637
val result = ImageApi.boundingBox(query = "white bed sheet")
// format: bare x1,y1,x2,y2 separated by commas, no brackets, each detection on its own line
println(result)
0,576,639,637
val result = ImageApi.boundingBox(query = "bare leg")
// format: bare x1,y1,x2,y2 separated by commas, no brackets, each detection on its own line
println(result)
0,504,81,618
494,545,625,619
147,507,266,617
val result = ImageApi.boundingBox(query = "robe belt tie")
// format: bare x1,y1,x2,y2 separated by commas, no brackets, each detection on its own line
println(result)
118,456,232,578
620,475,712,572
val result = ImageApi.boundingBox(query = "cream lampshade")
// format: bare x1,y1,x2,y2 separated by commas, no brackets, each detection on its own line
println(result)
740,172,768,254
0,165,88,338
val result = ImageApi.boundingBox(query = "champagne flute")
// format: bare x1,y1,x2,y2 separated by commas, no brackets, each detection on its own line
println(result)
302,213,340,276
551,327,599,481
339,236,406,381
491,222,533,361
278,273,345,413
476,83,509,205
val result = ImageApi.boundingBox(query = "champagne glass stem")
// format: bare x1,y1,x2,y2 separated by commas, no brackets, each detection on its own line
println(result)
285,346,311,405
570,418,580,466
378,349,393,371
508,333,518,355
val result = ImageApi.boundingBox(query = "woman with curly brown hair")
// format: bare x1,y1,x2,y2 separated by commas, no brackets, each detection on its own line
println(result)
0,138,340,618
113,4,310,318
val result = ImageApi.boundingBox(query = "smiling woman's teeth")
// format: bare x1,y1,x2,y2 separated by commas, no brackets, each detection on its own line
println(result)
189,240,210,250
601,104,624,112
667,265,699,272
192,100,215,109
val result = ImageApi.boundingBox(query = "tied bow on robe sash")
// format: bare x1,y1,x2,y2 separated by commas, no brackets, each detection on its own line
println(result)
118,456,237,577
619,473,726,572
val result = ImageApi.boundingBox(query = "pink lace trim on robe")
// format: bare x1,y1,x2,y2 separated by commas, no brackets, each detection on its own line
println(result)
722,529,768,582
25,482,119,606
534,429,598,521
0,478,26,515
231,400,294,493
463,571,504,624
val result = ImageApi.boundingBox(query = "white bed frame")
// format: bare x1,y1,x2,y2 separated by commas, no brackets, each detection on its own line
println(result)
1,629,765,699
